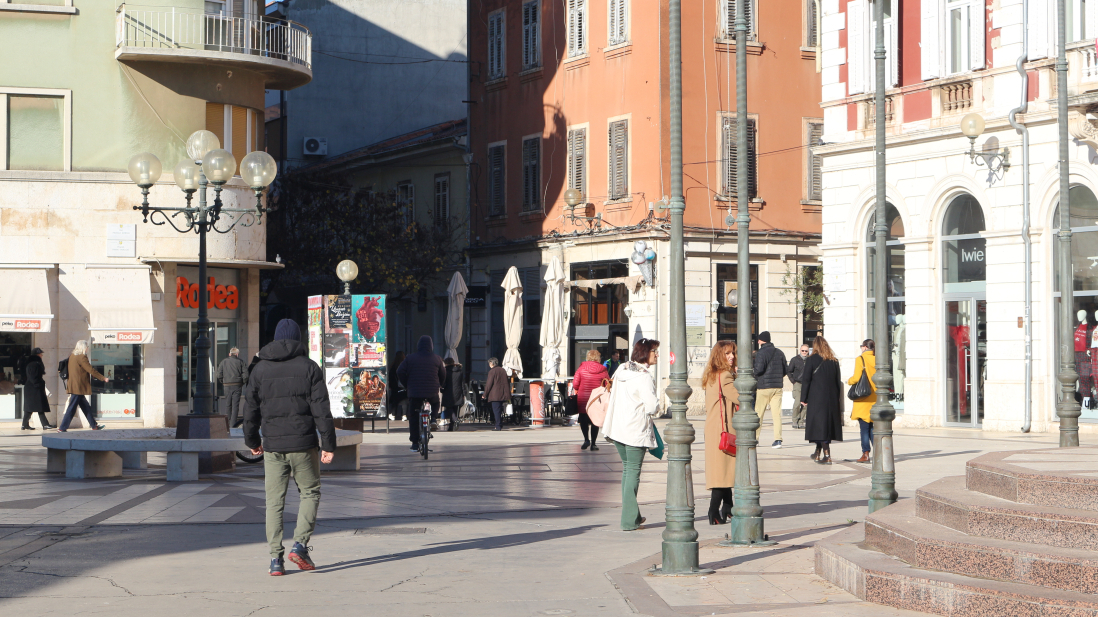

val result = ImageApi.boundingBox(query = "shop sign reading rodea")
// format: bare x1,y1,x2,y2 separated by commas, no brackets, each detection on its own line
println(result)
177,276,240,310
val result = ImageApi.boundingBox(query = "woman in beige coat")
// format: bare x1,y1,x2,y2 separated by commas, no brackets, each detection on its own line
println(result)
702,340,738,525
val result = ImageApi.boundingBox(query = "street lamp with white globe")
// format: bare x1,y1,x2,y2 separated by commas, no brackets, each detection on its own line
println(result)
128,130,277,435
336,260,359,295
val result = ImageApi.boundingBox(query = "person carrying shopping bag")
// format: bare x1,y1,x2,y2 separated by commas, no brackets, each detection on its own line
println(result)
848,339,877,463
58,340,108,432
572,349,610,450
601,338,661,531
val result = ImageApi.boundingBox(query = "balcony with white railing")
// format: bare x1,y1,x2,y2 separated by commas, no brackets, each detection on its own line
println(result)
115,4,312,90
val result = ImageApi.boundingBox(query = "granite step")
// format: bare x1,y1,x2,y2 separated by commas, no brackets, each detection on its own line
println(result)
966,447,1098,511
815,524,1098,617
918,475,1098,551
866,498,1098,595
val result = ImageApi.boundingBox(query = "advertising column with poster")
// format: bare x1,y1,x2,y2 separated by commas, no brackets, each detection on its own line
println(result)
312,294,387,418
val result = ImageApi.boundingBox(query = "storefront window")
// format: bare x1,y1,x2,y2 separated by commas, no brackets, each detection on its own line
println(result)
90,344,142,419
941,194,987,426
570,262,628,374
1053,185,1098,419
716,264,759,348
866,204,905,411
0,333,33,419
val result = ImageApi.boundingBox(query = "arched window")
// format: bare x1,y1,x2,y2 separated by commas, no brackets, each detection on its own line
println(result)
941,193,987,426
865,203,905,409
1053,186,1098,415
942,194,986,293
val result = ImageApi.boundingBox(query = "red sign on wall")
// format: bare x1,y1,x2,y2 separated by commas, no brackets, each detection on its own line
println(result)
176,276,239,310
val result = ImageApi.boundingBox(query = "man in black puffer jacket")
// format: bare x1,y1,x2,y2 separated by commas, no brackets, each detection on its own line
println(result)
397,335,446,451
243,318,335,576
752,331,788,449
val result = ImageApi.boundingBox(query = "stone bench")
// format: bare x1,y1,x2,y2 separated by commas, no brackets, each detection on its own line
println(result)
41,428,363,481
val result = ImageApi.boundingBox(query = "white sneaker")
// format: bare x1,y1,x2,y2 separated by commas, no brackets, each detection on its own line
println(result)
772,440,782,449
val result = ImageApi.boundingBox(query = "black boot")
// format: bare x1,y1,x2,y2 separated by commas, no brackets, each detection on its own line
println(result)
720,488,733,522
810,444,822,461
708,489,724,525
589,426,600,451
580,422,590,450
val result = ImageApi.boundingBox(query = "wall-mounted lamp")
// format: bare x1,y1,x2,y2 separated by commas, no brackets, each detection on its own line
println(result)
623,305,633,318
711,299,721,323
961,113,1010,173
563,188,602,229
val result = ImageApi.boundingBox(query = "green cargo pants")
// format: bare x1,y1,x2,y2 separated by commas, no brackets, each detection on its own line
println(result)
612,440,647,531
264,449,321,559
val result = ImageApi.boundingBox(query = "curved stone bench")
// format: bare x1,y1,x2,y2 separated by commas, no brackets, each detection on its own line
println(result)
42,428,363,481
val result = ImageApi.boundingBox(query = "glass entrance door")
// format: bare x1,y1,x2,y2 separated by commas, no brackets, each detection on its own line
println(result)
945,295,986,426
176,321,238,411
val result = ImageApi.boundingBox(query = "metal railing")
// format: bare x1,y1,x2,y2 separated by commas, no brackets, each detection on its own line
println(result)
116,5,311,70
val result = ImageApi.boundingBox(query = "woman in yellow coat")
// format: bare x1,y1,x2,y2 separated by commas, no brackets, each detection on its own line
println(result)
847,339,877,463
703,340,738,525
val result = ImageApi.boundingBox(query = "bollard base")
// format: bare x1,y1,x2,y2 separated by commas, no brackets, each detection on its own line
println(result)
720,517,777,547
651,542,715,576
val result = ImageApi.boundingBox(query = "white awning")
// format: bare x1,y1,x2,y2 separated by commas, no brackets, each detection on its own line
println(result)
86,267,156,345
0,267,54,332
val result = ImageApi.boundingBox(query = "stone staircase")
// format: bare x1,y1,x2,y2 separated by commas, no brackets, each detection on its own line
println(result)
815,447,1098,616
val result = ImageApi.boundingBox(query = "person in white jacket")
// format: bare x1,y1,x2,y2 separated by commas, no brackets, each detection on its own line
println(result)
601,338,661,531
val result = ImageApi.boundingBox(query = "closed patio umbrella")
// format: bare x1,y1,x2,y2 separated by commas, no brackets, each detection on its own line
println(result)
501,266,524,378
444,271,468,361
539,257,566,378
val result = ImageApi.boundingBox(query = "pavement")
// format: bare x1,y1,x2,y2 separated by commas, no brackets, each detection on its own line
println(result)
0,416,1064,616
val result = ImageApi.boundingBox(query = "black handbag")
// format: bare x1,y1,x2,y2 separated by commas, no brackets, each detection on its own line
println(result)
847,358,873,400
565,395,579,415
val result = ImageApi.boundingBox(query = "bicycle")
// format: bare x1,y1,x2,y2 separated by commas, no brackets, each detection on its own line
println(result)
418,401,431,460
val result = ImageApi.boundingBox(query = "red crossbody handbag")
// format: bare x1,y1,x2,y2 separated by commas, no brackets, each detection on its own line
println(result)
717,373,737,456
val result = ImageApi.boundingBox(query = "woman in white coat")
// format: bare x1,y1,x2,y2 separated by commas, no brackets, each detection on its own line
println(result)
601,338,661,531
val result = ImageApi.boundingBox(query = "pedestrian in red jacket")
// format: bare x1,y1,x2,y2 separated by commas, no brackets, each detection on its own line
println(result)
572,349,610,450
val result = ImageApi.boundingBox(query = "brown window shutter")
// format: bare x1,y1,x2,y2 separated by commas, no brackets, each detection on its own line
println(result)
609,120,628,200
747,118,758,199
722,117,736,197
232,105,248,160
489,145,505,215
808,121,823,201
206,102,225,148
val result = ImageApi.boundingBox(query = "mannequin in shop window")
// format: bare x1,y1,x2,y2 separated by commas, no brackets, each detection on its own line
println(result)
891,315,905,402
1090,321,1098,410
1076,310,1093,409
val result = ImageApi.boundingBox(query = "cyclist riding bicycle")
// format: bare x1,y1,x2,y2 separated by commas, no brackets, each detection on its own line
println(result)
395,335,446,453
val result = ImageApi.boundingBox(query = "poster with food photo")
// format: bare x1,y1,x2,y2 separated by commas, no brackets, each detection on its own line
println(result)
325,368,354,417
351,295,386,343
353,368,387,416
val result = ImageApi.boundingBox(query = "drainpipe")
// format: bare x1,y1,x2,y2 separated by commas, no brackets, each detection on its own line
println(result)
1008,16,1032,432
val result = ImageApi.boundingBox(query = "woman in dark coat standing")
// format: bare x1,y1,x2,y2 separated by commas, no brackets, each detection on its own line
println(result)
800,335,844,464
21,348,54,430
440,358,465,431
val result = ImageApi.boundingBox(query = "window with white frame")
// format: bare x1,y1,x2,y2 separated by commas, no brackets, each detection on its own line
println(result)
567,0,587,57
1069,0,1098,42
488,144,506,216
723,0,757,41
397,182,414,225
920,0,985,79
608,120,628,200
567,128,586,198
846,0,898,94
721,115,757,199
609,0,628,45
522,0,540,69
434,173,450,227
0,89,71,172
488,9,505,79
522,137,540,211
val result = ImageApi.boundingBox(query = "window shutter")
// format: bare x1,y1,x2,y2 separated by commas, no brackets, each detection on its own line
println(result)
807,0,818,46
848,0,865,94
608,120,628,200
921,0,941,79
747,118,758,199
522,4,531,68
488,14,498,77
1029,0,1048,59
206,102,225,147
434,175,450,227
609,0,626,44
522,138,539,211
727,0,755,40
618,0,627,42
567,0,577,56
568,128,586,196
489,145,505,215
807,122,823,201
578,0,586,53
723,117,736,196
970,0,985,70
523,1,539,68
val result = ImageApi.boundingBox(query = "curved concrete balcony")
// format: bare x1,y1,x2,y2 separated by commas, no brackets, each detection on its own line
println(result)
115,5,312,90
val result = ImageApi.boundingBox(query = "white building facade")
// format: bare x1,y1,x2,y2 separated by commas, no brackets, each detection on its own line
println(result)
817,0,1098,431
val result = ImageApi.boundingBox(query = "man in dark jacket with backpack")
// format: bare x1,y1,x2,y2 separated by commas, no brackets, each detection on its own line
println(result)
752,331,788,449
396,335,446,450
244,318,335,576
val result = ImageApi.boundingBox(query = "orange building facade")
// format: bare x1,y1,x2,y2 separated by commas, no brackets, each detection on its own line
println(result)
466,0,824,406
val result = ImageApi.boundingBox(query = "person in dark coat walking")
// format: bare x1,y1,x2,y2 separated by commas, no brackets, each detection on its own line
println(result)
483,357,510,430
389,351,407,421
243,318,335,576
787,344,811,429
396,335,446,450
21,348,54,430
440,357,465,431
799,335,844,464
572,349,610,450
216,347,249,428
753,331,789,448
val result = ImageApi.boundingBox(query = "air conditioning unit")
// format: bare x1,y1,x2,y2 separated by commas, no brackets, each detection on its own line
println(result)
303,137,328,156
